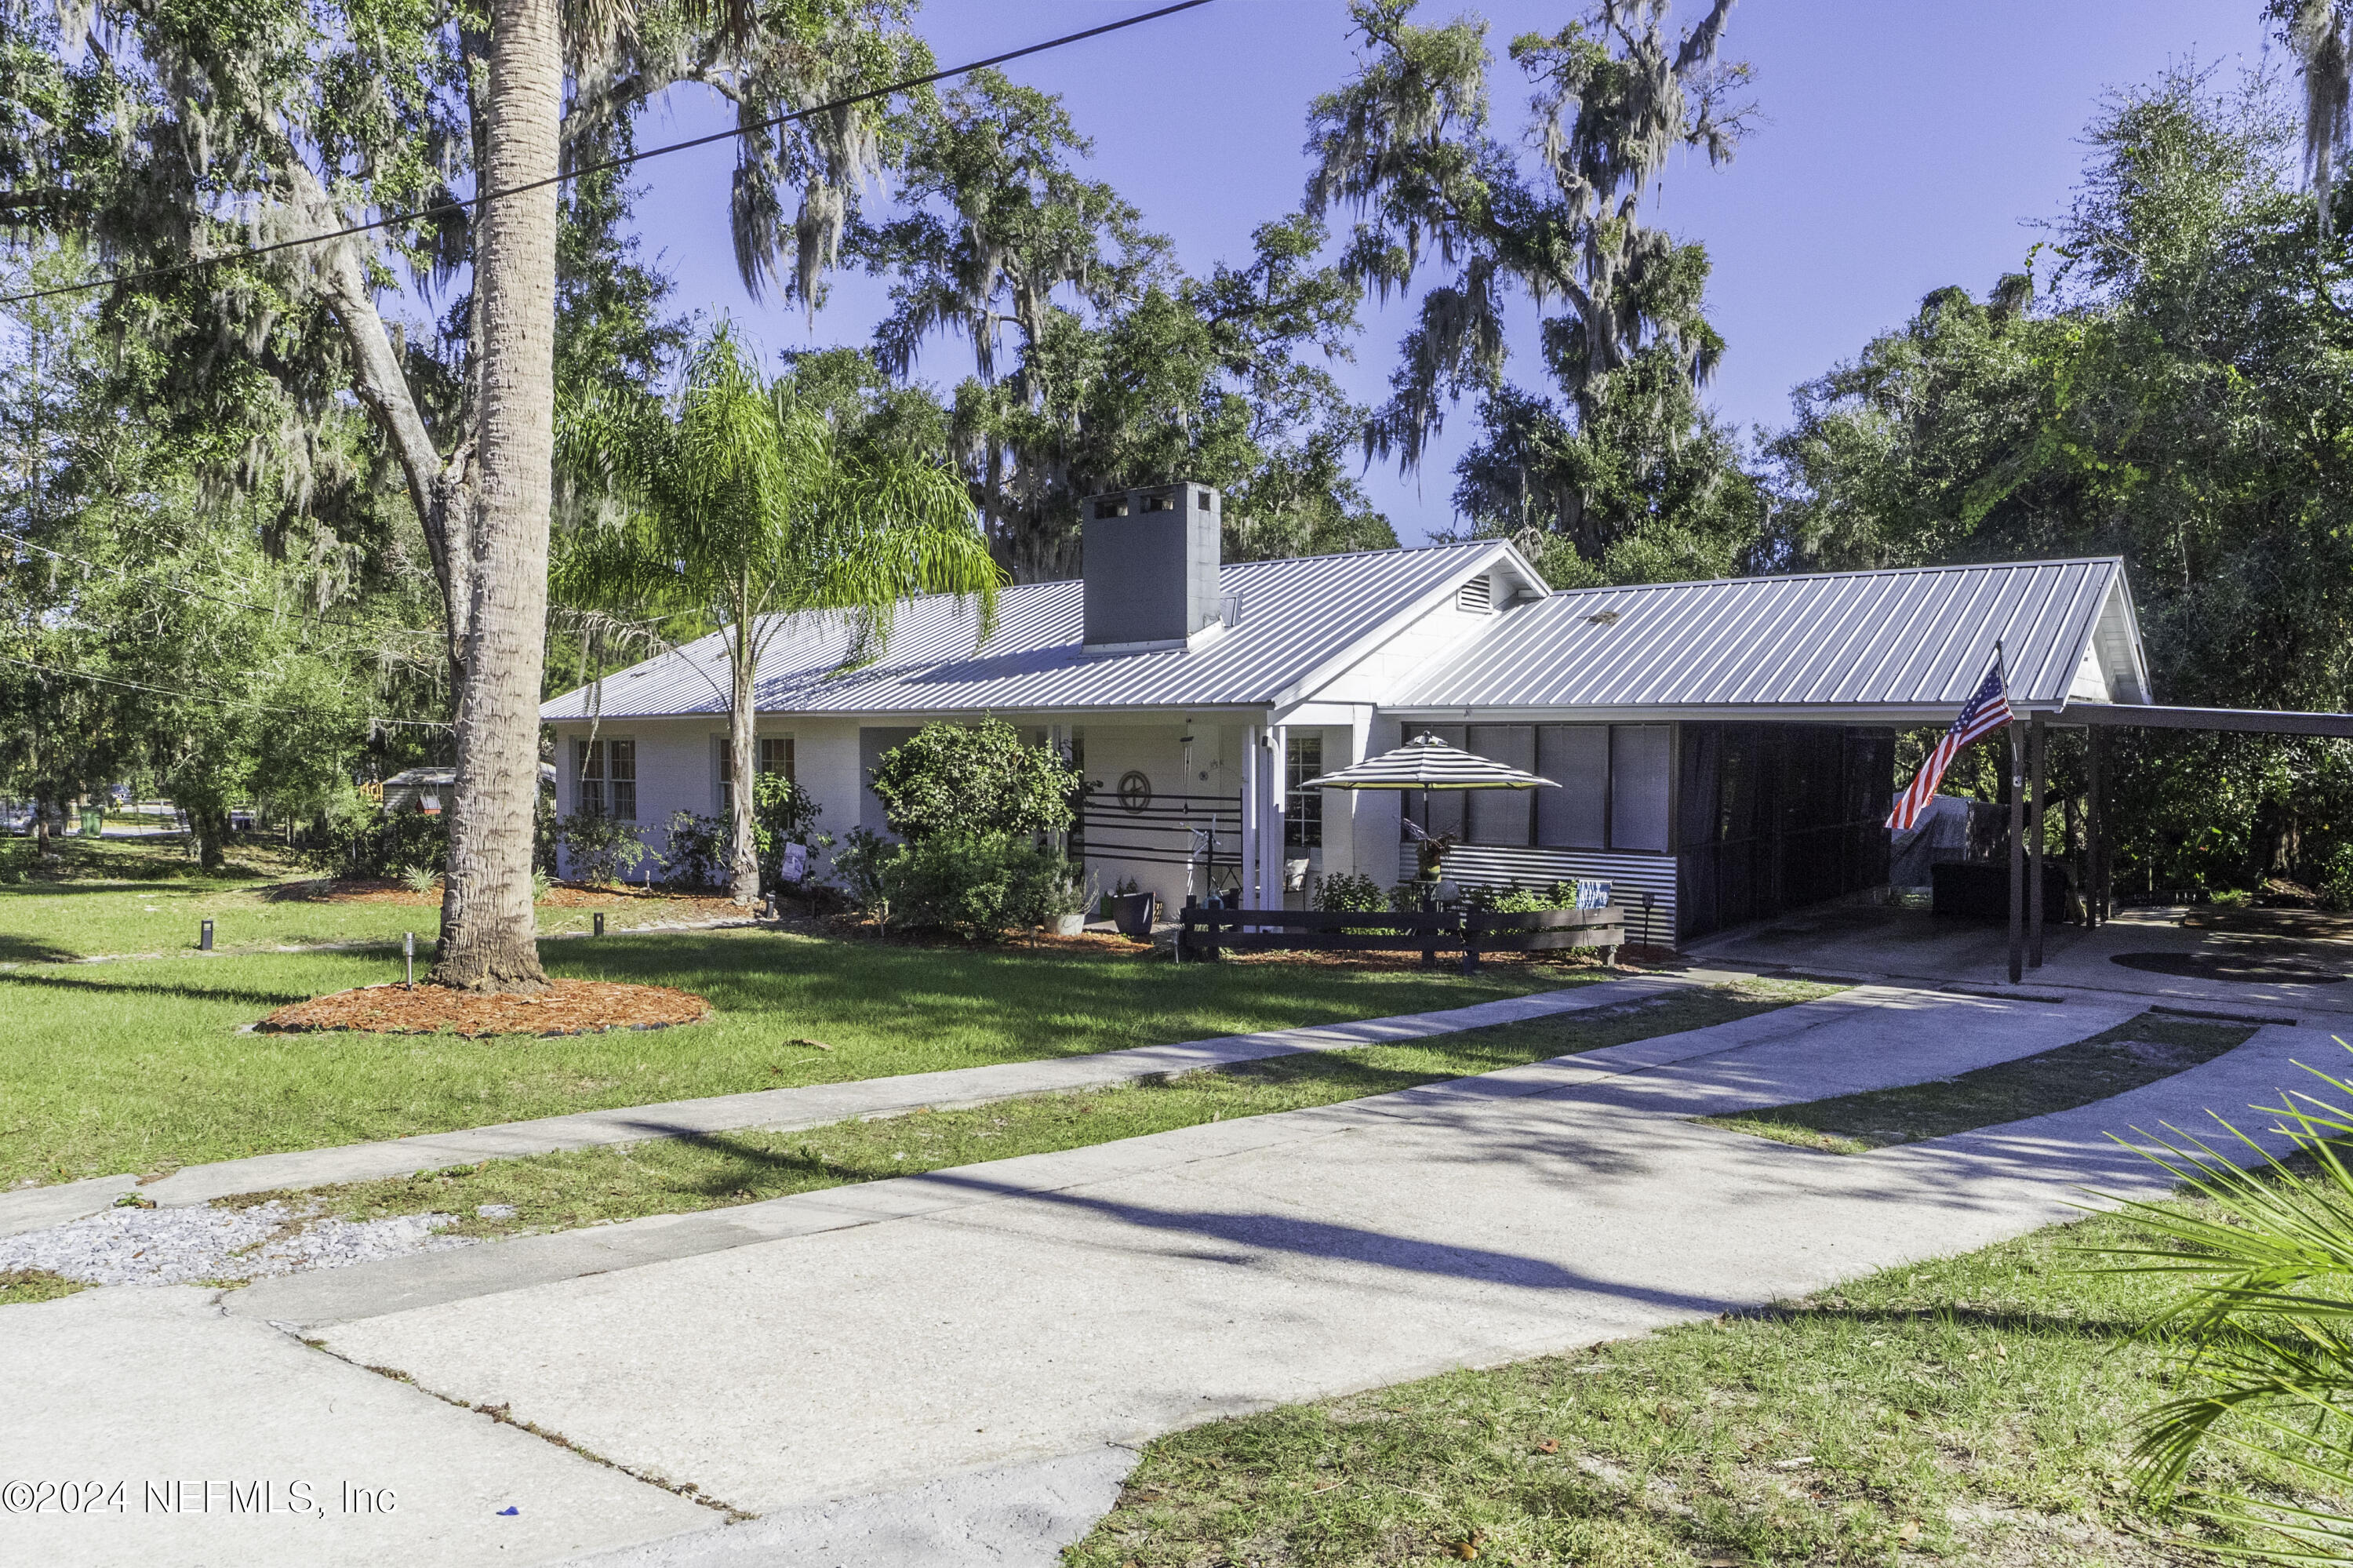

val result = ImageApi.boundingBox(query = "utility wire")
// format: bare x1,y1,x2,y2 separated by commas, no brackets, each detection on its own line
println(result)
0,653,452,727
4,533,425,635
0,0,1217,308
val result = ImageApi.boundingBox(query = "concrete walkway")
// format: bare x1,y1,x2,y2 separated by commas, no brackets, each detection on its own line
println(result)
1690,900,2353,1023
0,969,1726,1240
9,984,2324,1568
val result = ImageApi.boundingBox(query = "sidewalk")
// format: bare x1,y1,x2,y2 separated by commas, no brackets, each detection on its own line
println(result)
0,966,1731,1239
8,984,2302,1568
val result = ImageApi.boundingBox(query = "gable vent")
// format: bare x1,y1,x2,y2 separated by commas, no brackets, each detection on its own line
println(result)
1457,575,1493,614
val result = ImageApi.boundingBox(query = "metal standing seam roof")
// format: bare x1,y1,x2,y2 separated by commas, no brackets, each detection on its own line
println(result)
540,541,1515,722
1388,558,2139,715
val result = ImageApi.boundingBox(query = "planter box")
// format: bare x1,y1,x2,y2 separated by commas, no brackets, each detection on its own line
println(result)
1109,891,1158,937
1049,912,1086,937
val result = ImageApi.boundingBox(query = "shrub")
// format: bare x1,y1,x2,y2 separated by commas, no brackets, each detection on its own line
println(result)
660,811,726,890
557,813,652,886
399,864,440,895
2325,845,2353,913
832,828,1069,940
1314,872,1387,913
309,796,448,880
751,773,824,890
869,719,1079,841
0,837,27,886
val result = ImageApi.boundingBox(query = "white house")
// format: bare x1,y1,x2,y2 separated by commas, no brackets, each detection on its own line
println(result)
540,479,2155,948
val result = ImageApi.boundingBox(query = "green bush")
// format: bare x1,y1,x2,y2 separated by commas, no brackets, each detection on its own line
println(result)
869,719,1079,841
0,837,28,885
751,773,824,890
660,811,726,890
309,796,447,880
1313,871,1387,913
1468,880,1579,914
2321,845,2353,912
831,827,1071,940
557,813,652,886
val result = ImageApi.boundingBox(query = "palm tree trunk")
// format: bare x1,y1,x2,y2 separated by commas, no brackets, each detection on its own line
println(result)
434,0,558,992
728,567,760,905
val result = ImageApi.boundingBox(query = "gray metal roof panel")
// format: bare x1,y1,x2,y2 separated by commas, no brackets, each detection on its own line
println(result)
1389,558,2129,712
541,541,1508,721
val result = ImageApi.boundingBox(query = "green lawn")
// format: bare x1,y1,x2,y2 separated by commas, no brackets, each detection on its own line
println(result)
1071,1202,2333,1568
238,980,1830,1245
0,927,1588,1188
0,835,740,962
1702,1012,2257,1155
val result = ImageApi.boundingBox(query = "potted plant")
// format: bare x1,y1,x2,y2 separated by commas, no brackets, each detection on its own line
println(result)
1042,865,1098,937
1111,886,1158,937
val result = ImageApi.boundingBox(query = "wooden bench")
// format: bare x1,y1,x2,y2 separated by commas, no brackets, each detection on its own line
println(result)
1176,903,1626,974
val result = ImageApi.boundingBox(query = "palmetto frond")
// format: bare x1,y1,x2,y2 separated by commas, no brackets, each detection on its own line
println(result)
2094,1038,2353,1559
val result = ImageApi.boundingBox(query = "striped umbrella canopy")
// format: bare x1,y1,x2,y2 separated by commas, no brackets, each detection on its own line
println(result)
1301,733,1556,791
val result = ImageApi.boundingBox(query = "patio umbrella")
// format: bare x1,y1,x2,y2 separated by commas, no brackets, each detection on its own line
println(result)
1301,733,1556,867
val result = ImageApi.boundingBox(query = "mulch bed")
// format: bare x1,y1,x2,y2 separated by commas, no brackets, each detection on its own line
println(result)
256,979,713,1037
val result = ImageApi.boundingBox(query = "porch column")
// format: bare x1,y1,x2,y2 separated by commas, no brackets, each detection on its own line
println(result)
2028,714,2047,969
1264,723,1287,908
2007,724,2026,984
1240,723,1260,909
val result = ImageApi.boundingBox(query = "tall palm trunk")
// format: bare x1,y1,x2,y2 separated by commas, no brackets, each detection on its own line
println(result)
727,567,760,905
435,0,559,991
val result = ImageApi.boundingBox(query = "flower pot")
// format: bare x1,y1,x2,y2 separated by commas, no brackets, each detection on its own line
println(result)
1110,890,1157,937
1050,912,1086,937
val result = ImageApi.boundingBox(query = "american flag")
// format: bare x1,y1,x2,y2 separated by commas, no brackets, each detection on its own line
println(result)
1887,660,2013,831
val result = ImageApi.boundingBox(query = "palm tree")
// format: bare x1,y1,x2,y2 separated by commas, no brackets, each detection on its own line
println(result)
557,324,1002,904
435,0,563,992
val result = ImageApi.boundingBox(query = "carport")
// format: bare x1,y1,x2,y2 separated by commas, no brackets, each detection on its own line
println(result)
2014,702,2353,984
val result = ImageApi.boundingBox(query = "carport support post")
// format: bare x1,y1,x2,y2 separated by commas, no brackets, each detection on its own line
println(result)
2028,714,2047,969
2099,725,2118,922
2007,725,2026,984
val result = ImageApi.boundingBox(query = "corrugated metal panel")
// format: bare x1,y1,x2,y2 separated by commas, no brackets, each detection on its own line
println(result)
1398,844,1679,949
543,543,1505,721
1390,558,2127,713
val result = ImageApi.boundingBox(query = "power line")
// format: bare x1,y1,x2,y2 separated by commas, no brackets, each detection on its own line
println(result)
4,533,425,635
0,0,1217,309
0,653,452,727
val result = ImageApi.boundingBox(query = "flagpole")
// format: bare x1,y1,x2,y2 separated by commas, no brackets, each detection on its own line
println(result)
2006,638,2026,984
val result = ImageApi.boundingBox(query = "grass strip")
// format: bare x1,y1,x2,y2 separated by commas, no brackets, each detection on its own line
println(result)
231,979,1835,1242
0,1268,89,1307
1699,1010,2257,1155
1067,1201,2337,1567
1,928,1584,1190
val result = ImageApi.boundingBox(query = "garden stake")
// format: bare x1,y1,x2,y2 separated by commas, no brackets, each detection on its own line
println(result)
198,918,213,952
403,931,415,991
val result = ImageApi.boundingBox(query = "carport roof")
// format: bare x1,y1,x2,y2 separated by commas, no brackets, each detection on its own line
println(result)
1388,557,2151,719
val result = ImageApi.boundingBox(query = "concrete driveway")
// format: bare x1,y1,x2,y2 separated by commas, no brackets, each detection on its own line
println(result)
5,984,2333,1567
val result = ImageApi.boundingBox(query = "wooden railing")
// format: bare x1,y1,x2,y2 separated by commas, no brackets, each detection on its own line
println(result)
1176,903,1626,975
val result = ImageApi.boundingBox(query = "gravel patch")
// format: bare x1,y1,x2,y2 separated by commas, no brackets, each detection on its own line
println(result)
0,1200,475,1287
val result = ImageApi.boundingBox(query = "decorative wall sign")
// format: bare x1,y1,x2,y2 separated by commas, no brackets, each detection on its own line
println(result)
1117,770,1153,813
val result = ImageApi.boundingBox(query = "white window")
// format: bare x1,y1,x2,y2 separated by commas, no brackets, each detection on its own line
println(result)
1285,734,1322,849
576,737,636,821
719,737,793,813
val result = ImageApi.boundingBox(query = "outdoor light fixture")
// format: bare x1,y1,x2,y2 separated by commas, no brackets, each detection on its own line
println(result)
593,912,606,937
198,918,213,952
403,931,416,991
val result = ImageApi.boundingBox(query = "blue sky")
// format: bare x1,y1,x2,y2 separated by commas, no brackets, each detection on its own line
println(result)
623,0,2275,544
